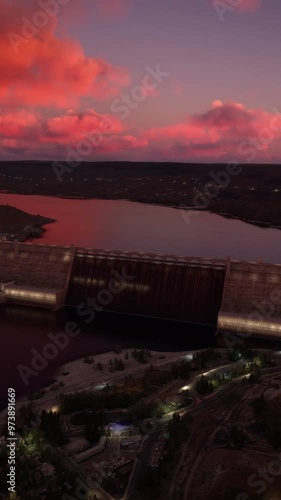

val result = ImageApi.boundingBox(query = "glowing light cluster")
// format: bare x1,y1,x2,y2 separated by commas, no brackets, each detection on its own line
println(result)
72,276,150,292
4,286,56,304
218,312,281,337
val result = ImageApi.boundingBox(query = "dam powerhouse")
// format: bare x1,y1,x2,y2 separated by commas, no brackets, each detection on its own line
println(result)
0,241,280,340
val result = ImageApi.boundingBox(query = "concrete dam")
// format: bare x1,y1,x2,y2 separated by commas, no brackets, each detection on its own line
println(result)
0,241,281,340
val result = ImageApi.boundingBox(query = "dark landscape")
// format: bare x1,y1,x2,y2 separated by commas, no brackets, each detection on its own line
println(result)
1,161,281,228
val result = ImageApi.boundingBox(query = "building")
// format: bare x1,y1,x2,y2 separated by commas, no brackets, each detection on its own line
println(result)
120,436,141,450
149,432,169,470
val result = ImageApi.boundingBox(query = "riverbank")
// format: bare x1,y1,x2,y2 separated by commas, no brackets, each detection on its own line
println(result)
0,204,55,241
0,348,194,426
0,194,280,263
50,348,193,395
1,161,281,230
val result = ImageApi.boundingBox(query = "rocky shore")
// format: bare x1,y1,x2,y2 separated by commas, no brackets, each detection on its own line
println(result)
0,204,55,241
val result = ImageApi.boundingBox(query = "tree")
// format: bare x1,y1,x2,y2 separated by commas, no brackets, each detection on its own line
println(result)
168,412,189,446
83,356,94,364
40,410,64,445
84,423,100,444
196,375,213,395
116,359,125,371
254,352,267,368
138,349,148,364
248,368,261,384
19,403,35,426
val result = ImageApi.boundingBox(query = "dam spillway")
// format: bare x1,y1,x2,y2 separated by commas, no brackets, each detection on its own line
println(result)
66,249,226,324
0,241,281,340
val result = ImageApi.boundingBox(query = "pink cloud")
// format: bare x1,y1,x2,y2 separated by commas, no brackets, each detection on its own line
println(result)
236,0,262,12
0,108,147,159
94,0,131,18
44,109,124,143
0,111,41,139
0,0,130,108
142,100,281,161
2,101,281,162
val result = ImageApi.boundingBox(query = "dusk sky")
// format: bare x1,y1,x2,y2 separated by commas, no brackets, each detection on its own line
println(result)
1,0,281,162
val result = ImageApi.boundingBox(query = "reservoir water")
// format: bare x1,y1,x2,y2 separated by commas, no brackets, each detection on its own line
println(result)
1,194,281,263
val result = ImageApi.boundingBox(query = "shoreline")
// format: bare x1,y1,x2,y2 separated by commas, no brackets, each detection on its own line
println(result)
1,161,281,231
0,346,274,422
0,347,195,423
1,194,280,241
42,194,281,231
0,203,56,242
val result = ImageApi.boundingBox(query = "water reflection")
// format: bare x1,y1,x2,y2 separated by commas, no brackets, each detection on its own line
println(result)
0,194,280,263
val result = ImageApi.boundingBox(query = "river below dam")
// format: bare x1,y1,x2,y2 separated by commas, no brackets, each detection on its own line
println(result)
0,307,217,409
1,193,281,408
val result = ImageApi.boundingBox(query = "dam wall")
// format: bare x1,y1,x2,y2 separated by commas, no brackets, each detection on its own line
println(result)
1,241,281,339
66,249,226,324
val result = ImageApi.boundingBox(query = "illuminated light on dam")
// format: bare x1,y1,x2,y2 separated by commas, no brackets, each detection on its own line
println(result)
218,312,281,337
3,285,57,307
71,275,151,292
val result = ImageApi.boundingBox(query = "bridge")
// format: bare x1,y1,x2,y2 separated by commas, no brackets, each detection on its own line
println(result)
0,241,280,340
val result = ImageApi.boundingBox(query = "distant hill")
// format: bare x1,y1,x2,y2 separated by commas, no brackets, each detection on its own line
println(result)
0,161,281,228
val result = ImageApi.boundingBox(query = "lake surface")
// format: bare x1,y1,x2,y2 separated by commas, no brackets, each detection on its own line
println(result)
1,193,281,263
